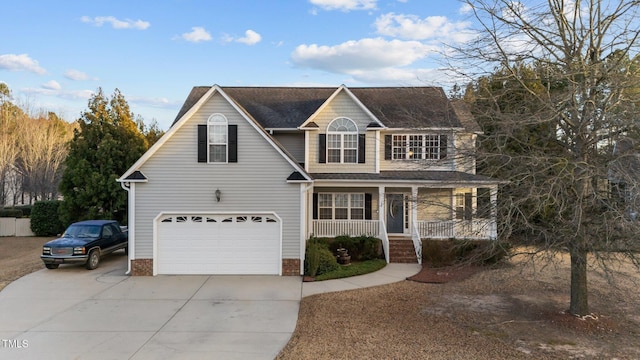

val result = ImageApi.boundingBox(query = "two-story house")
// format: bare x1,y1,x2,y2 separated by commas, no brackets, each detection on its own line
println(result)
118,85,501,276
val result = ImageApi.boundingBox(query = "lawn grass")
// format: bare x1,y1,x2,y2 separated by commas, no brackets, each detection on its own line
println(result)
314,259,387,281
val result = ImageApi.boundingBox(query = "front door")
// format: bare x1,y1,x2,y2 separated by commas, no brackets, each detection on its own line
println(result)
386,194,404,234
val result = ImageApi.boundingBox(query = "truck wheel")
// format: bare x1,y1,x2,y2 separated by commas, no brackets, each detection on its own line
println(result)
86,250,100,270
45,264,59,269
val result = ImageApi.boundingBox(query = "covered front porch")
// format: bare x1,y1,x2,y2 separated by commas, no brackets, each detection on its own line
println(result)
307,183,499,264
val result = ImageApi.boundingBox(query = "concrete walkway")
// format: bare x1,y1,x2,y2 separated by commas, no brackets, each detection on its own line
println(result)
302,263,422,297
0,254,420,360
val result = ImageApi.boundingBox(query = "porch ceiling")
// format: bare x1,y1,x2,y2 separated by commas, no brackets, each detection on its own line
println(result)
310,171,503,186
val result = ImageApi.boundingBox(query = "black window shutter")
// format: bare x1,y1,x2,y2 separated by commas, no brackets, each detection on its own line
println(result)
384,135,392,160
318,134,326,163
197,125,207,163
228,125,238,163
364,193,372,220
358,134,366,163
464,192,473,220
440,134,447,159
313,193,318,220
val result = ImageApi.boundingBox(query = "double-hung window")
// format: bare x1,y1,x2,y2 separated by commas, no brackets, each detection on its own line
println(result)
327,118,358,163
317,193,365,220
391,134,447,160
208,114,227,163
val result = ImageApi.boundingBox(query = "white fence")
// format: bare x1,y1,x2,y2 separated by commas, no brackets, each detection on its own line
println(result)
0,218,35,237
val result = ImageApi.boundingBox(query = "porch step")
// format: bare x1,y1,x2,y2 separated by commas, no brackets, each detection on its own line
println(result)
389,239,418,263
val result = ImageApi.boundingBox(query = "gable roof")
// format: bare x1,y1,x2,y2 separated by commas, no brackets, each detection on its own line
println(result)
172,86,474,131
348,87,462,129
119,85,311,182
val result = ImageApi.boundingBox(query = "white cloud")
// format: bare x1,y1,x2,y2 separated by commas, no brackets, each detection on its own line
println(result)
180,27,212,43
64,69,97,81
374,13,475,43
223,30,262,45
81,16,150,30
459,3,473,14
0,54,46,74
42,80,61,90
291,37,436,73
309,0,377,12
237,30,262,45
24,86,94,100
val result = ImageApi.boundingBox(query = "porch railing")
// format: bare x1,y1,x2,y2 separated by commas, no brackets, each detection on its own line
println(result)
411,223,422,264
311,220,380,238
417,219,496,239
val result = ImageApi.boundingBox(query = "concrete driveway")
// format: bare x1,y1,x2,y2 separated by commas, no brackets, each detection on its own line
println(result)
0,253,302,360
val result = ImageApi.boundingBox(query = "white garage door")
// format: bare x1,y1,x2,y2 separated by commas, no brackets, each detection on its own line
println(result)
156,213,281,275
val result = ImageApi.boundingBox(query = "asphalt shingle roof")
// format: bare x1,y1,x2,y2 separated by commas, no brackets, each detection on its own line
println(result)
172,86,476,131
311,171,499,184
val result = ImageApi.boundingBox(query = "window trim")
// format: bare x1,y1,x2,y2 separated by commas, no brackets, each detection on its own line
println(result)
326,118,358,164
208,113,228,163
390,134,447,160
317,193,365,220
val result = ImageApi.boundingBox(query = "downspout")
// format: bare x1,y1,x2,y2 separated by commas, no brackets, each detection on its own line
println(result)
120,181,133,275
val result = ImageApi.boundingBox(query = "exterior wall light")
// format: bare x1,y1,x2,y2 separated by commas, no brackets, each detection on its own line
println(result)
215,189,222,202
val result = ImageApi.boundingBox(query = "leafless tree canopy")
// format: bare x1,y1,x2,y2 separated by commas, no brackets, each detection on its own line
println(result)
452,0,640,315
0,87,76,206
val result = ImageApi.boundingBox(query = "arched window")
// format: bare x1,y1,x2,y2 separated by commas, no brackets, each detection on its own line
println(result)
327,117,358,163
208,114,227,162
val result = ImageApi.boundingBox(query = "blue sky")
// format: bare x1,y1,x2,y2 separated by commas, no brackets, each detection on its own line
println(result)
1,0,475,130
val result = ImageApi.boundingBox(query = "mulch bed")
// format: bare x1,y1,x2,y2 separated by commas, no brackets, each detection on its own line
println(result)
407,264,486,283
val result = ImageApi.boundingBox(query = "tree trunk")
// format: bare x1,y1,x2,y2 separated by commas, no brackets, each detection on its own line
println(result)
569,245,589,316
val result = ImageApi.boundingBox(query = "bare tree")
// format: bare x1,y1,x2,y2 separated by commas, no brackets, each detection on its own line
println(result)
454,0,640,316
14,112,75,203
0,84,21,205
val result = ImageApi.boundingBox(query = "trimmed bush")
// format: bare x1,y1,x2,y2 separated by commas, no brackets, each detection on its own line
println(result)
31,201,65,236
0,208,23,218
304,238,340,277
14,205,32,217
422,239,510,267
326,235,384,261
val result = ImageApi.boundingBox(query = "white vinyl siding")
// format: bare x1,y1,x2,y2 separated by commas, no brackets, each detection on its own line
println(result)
272,132,305,163
133,93,301,260
307,91,376,173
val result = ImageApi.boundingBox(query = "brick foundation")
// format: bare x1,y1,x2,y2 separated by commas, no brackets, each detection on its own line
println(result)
131,259,153,276
282,259,301,276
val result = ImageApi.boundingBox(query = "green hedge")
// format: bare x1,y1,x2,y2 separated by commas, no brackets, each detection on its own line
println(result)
30,201,65,236
0,205,33,218
304,238,339,277
422,239,510,267
314,235,384,261
0,208,23,218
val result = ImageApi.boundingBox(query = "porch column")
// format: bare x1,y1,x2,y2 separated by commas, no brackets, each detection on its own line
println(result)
411,186,418,235
378,186,385,223
379,186,389,263
490,186,498,239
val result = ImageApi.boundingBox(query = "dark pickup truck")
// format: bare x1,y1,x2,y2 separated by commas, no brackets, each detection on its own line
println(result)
41,220,128,270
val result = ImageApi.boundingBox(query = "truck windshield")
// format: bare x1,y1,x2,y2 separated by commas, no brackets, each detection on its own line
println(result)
63,225,101,238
